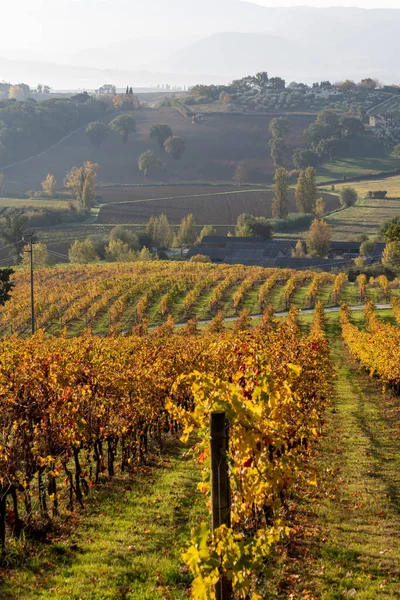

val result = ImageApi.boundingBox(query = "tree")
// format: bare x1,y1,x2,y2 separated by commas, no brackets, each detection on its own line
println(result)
293,148,320,170
164,136,186,160
0,268,14,305
232,164,249,187
339,187,358,207
304,166,317,213
138,247,153,261
41,174,57,197
97,84,117,95
316,109,340,132
0,209,30,262
65,162,98,210
359,78,378,90
269,117,290,139
315,136,344,160
269,137,287,167
105,239,137,262
335,79,357,91
138,151,162,176
109,115,136,143
109,225,138,249
236,214,272,239
385,223,400,243
252,72,269,92
339,116,364,138
150,124,173,148
148,214,173,248
272,168,290,219
295,171,307,213
306,219,332,257
112,94,138,111
86,122,109,147
360,238,376,257
195,225,216,245
293,240,306,258
382,241,400,268
235,216,252,237
9,84,30,100
268,77,286,91
21,241,52,268
393,144,400,158
68,240,99,264
315,197,325,218
175,214,197,248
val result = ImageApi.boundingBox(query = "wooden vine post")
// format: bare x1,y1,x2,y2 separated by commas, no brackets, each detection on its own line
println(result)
210,411,232,600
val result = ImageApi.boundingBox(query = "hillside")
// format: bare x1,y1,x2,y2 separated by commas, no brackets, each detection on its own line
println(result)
2,108,315,193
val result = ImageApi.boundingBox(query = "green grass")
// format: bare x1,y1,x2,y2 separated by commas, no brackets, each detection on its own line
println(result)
325,196,400,240
0,438,204,600
317,135,399,183
261,314,400,598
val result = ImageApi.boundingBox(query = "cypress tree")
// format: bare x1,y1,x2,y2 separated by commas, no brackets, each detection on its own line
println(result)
295,170,307,213
272,168,289,219
304,166,317,213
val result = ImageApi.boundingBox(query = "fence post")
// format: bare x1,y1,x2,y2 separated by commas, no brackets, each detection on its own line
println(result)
210,411,232,600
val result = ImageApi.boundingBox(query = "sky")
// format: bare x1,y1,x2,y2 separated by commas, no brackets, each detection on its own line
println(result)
253,0,400,6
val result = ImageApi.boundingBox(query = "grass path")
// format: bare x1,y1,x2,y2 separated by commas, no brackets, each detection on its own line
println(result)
0,439,204,600
265,338,400,598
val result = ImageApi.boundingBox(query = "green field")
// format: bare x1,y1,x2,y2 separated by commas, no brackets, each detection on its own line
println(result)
325,196,400,240
317,135,400,183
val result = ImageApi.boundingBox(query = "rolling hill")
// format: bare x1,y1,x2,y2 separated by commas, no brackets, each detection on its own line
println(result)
2,108,314,193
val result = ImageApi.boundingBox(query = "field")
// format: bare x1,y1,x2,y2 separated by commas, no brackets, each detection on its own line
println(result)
97,188,339,226
317,135,400,183
2,261,399,337
333,173,400,197
0,198,72,210
325,196,400,240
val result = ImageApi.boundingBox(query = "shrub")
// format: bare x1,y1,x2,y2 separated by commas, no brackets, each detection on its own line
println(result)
339,187,358,207
270,213,314,233
190,254,211,263
367,190,387,199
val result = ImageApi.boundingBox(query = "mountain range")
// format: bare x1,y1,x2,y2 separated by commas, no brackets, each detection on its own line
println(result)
1,2,400,89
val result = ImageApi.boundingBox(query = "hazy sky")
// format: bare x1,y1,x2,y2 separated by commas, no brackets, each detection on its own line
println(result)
253,0,400,6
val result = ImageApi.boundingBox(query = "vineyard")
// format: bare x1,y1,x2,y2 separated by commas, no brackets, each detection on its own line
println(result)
0,301,333,598
1,262,400,599
2,262,400,337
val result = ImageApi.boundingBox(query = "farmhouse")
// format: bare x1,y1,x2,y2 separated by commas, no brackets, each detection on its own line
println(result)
187,237,385,270
187,236,295,266
369,115,400,130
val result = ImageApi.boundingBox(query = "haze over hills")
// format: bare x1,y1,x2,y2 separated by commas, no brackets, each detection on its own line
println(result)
1,1,400,88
